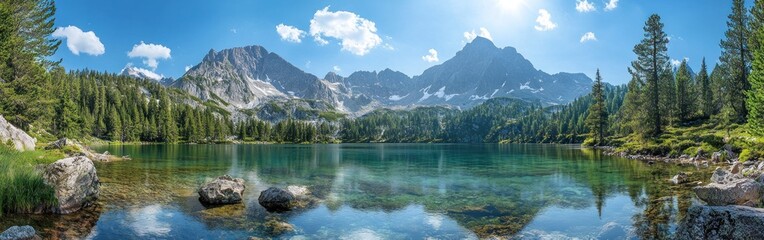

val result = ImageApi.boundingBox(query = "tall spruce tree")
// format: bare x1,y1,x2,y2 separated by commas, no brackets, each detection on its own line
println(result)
630,14,670,136
675,60,695,122
748,24,764,136
0,0,60,129
697,58,713,118
585,69,608,145
720,0,752,123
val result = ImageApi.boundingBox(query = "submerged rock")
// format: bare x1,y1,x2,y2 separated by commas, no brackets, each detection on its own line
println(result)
0,115,36,151
0,226,39,240
676,205,764,240
42,156,100,214
693,178,763,206
671,172,690,184
597,222,632,240
258,187,294,212
198,175,246,205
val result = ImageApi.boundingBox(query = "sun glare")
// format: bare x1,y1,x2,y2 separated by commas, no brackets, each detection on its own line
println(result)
497,0,527,13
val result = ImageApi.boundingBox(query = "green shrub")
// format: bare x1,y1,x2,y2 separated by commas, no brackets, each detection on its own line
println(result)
0,145,61,216
739,149,753,162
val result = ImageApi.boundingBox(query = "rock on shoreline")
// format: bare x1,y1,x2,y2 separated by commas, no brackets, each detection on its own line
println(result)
676,205,764,239
0,115,36,151
42,156,100,214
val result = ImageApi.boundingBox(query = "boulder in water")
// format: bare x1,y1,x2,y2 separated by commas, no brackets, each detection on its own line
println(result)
0,226,40,240
198,175,246,205
258,187,294,212
0,115,35,151
676,205,764,240
42,156,100,214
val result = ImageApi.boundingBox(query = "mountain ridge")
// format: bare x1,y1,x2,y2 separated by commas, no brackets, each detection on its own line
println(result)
160,36,592,118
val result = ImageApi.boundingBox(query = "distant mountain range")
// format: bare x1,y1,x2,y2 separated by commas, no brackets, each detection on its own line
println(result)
129,37,593,117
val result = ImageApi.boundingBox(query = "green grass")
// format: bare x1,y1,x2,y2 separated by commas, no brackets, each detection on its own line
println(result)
612,121,764,160
0,145,63,215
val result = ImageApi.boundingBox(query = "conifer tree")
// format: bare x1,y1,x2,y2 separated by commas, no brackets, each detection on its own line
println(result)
675,60,695,122
629,14,670,136
720,0,752,123
697,58,713,118
585,69,608,145
747,24,764,136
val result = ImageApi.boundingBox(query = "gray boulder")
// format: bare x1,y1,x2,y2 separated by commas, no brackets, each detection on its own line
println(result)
0,226,39,240
0,115,36,151
676,205,764,240
44,138,76,150
0,226,42,240
42,156,100,214
258,187,295,212
711,168,743,184
693,178,763,206
198,175,246,205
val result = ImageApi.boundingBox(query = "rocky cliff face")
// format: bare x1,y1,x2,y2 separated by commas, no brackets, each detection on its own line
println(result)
170,37,592,119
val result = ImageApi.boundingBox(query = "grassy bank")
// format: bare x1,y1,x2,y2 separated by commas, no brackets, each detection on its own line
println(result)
610,121,764,161
0,145,63,215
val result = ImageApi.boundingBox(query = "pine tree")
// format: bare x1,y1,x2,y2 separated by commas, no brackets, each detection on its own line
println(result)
0,0,60,130
751,0,764,53
697,58,713,118
630,14,670,136
747,24,764,136
107,106,122,142
585,69,608,145
720,0,752,123
53,78,81,138
660,65,678,126
675,60,695,122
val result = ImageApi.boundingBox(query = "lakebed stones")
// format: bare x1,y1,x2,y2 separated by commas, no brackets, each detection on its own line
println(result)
0,226,40,240
676,205,764,240
198,175,246,205
42,156,100,214
0,115,36,151
693,178,763,206
671,172,690,184
258,187,295,212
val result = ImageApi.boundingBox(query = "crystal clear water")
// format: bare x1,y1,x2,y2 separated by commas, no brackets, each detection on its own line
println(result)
1,144,704,239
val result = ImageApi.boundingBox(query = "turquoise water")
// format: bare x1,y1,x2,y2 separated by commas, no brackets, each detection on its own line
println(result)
2,144,702,239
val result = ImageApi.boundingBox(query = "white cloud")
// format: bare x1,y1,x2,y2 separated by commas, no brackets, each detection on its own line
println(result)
535,9,557,31
51,26,105,56
464,27,493,42
127,42,171,70
605,0,619,11
230,28,237,34
575,0,596,12
422,49,439,63
276,24,305,43
333,65,341,72
185,66,191,72
310,7,383,56
580,32,597,43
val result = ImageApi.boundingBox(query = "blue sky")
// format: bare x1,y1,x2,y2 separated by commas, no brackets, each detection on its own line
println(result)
51,0,745,84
